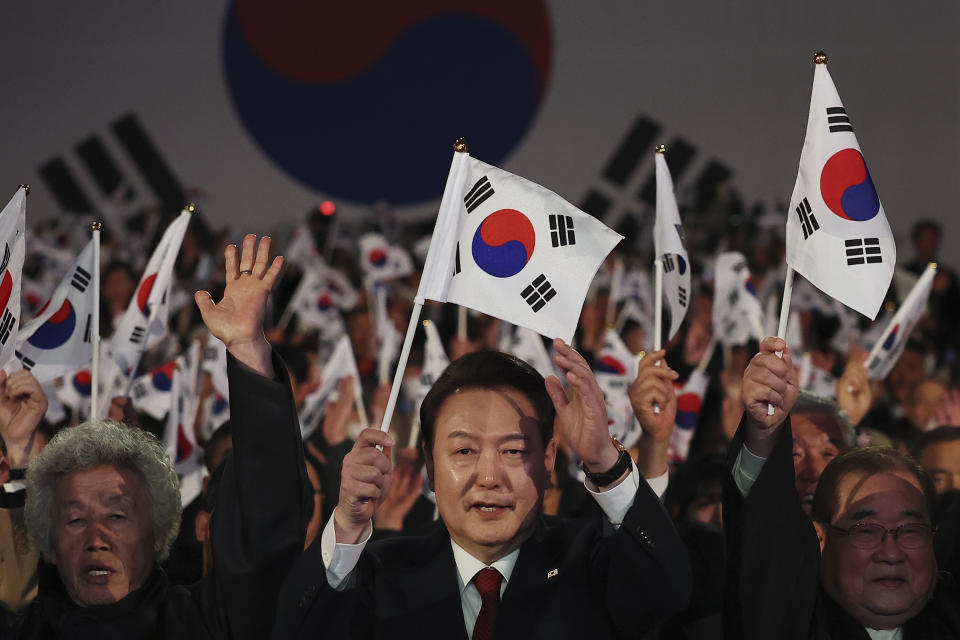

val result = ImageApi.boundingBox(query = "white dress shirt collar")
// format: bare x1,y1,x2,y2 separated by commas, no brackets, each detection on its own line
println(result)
450,538,520,596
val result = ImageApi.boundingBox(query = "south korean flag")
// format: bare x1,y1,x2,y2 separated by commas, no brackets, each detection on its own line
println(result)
418,153,622,342
0,187,26,369
12,238,96,382
653,150,690,342
785,54,895,319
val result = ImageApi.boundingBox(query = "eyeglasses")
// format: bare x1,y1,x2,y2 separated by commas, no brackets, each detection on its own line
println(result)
829,522,936,550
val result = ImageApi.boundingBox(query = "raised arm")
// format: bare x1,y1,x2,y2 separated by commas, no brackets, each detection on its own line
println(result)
628,349,678,479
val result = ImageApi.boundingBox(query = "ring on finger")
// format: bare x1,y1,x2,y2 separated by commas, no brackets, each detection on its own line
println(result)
240,269,254,276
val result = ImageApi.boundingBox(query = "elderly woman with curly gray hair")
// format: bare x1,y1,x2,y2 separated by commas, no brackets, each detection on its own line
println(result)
1,234,312,639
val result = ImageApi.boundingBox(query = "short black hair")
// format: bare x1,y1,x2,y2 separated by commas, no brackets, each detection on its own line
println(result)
911,219,942,242
911,426,960,460
811,446,939,527
419,350,555,452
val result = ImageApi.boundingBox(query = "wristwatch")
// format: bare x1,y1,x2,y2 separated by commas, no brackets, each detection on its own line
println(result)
582,437,631,488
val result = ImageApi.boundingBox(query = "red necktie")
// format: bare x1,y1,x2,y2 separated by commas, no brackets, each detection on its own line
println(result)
471,568,502,640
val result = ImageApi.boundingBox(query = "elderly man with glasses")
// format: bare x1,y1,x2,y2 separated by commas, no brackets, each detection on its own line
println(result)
723,337,960,639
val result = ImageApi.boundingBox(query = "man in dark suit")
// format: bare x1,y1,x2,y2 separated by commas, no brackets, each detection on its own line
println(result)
275,341,691,639
724,337,960,639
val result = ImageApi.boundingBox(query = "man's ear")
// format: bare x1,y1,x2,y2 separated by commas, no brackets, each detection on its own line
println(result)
544,437,557,476
812,520,827,552
421,441,435,492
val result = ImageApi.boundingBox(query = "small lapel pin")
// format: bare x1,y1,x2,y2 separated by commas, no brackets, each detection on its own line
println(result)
546,568,559,579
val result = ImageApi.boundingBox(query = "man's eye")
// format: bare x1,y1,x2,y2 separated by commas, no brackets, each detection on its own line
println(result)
503,449,525,456
67,518,84,526
456,448,473,455
109,514,127,521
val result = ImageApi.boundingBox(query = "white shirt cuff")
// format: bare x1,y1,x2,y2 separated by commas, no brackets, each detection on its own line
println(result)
732,444,767,497
320,508,373,590
585,460,644,528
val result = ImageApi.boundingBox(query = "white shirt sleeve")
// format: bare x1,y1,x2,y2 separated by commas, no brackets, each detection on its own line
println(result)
585,461,665,528
732,444,768,497
319,508,373,590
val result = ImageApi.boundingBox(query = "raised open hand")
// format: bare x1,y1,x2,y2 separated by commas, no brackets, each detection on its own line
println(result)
194,234,282,376
0,369,48,468
545,338,619,474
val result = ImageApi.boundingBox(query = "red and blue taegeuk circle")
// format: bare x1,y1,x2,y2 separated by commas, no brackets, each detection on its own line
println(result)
820,149,880,222
222,1,552,205
472,209,535,278
137,274,158,317
26,300,77,350
151,361,176,392
882,324,900,351
317,293,334,311
367,249,388,268
676,391,702,431
597,355,627,375
73,370,92,397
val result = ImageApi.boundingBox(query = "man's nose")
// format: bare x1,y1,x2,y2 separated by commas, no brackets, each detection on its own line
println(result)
797,453,825,481
476,449,502,487
872,531,908,563
85,523,111,552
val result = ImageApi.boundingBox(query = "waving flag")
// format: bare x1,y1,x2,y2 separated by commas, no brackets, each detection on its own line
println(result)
866,263,935,380
407,320,451,446
417,150,622,341
284,224,323,269
56,366,95,419
285,265,357,340
162,365,203,506
502,325,557,380
109,207,192,376
712,252,764,346
202,336,229,400
670,369,710,463
653,150,690,342
13,237,96,381
299,334,363,439
359,233,414,286
129,358,177,420
594,328,642,448
785,54,895,319
0,188,26,368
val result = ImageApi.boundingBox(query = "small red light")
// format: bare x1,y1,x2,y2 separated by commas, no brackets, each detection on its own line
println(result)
319,200,336,216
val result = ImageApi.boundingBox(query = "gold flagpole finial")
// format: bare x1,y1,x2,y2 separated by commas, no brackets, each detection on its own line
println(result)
91,221,102,232
814,50,828,64
929,262,938,270
17,184,30,195
185,203,196,213
655,145,666,154
605,323,616,330
422,319,432,327
453,137,469,153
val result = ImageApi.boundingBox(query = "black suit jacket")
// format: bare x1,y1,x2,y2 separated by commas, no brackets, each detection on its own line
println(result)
723,416,960,640
275,477,690,639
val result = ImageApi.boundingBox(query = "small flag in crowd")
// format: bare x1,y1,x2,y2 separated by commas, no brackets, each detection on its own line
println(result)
503,325,557,381
712,252,764,346
784,53,895,319
109,207,192,376
202,336,229,401
417,150,622,341
866,263,936,380
359,233,414,286
0,188,27,369
654,150,690,342
594,328,642,448
299,334,363,439
670,369,709,463
13,237,96,382
407,320,450,446
285,268,351,341
129,358,177,420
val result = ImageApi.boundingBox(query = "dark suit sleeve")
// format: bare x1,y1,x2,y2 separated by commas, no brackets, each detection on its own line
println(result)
201,351,311,640
593,476,693,636
722,416,821,640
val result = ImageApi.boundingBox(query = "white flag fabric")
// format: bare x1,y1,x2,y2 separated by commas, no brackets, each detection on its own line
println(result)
13,238,96,382
285,224,323,269
670,369,709,463
56,366,95,419
161,364,204,507
615,297,654,352
359,233,414,286
417,153,622,342
594,328,642,448
110,208,191,376
299,334,363,439
0,188,27,369
287,269,346,340
202,336,230,401
653,152,691,342
866,263,935,380
407,320,450,445
375,286,401,384
785,61,895,319
503,326,557,380
712,252,764,346
129,358,177,420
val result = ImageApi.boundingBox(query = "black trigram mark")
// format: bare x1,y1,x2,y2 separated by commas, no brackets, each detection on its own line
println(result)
0,244,9,274
845,238,882,265
0,309,14,345
130,326,146,344
14,351,35,371
422,373,435,386
71,266,91,293
827,107,853,133
674,223,686,250
454,242,461,275
204,346,218,361
549,214,576,247
83,314,93,343
521,274,557,312
463,176,495,213
662,253,676,273
796,197,820,239
678,286,688,307
131,380,148,400
727,289,740,308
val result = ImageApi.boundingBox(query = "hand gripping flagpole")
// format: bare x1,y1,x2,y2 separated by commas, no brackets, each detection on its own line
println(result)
90,222,102,419
376,138,470,435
